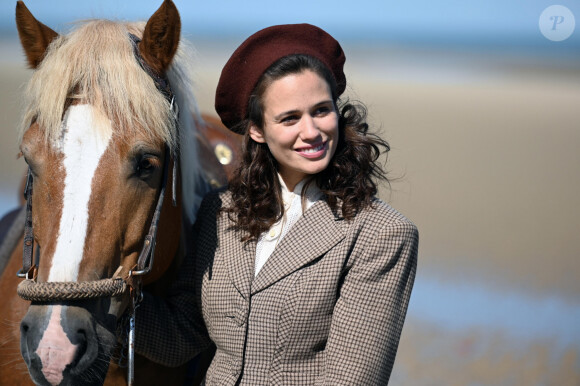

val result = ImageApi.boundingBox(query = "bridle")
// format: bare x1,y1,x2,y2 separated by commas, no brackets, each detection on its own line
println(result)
16,33,179,386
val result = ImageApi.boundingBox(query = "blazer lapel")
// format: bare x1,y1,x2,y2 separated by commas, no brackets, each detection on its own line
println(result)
224,226,256,300
251,201,345,294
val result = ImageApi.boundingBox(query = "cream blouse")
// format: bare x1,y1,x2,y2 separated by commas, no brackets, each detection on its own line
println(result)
254,176,323,276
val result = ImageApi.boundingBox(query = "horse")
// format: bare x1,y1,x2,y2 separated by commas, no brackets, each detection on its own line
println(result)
0,1,242,384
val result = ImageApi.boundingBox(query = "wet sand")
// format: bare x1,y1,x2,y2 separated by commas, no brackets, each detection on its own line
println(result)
1,37,579,384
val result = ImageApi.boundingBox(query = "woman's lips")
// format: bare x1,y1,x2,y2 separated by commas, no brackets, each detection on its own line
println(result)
295,141,327,158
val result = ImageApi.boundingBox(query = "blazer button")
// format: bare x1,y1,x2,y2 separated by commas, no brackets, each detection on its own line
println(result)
235,305,249,326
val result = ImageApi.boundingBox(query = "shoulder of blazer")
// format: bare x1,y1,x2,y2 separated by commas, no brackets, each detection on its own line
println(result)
349,197,418,233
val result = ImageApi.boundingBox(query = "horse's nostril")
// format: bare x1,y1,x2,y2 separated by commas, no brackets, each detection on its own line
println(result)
76,329,88,344
75,329,87,350
20,322,29,335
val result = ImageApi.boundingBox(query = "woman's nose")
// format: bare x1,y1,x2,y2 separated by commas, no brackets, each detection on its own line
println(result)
299,115,321,140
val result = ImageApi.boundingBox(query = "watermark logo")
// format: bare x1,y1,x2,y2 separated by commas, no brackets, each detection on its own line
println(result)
539,5,575,41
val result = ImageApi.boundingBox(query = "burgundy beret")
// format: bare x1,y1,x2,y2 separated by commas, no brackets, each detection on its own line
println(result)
215,23,346,132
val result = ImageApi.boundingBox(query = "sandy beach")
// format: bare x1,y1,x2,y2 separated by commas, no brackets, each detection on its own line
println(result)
1,35,579,384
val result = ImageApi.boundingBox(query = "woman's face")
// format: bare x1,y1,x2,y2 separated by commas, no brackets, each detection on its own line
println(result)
249,70,339,191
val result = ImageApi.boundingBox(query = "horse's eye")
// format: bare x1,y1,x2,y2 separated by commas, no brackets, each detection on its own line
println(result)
138,158,153,171
135,155,160,178
21,155,38,178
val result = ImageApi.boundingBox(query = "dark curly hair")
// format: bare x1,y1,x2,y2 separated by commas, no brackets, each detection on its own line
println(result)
225,54,390,241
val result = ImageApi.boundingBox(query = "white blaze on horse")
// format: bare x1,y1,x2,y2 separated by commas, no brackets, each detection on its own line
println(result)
0,1,240,385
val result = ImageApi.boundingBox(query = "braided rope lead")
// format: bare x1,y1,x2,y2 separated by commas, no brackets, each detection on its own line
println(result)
17,278,128,301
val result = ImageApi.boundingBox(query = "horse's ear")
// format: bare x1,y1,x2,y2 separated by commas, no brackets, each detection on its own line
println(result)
15,1,58,69
139,0,181,75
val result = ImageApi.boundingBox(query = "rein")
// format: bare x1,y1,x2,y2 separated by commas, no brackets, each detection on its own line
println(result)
16,33,180,386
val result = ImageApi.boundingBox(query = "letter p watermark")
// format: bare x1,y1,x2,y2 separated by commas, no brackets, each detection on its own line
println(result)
550,15,565,30
539,5,575,41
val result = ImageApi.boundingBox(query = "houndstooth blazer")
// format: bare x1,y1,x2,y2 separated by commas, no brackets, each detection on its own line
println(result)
136,190,418,385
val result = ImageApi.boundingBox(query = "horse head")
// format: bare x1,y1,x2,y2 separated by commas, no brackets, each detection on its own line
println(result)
13,1,216,384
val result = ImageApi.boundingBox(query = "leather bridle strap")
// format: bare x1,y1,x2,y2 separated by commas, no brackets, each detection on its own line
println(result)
129,33,178,207
18,169,36,280
128,32,178,277
130,146,170,277
128,34,174,102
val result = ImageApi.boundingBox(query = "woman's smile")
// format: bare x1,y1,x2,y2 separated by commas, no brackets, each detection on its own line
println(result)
295,141,327,158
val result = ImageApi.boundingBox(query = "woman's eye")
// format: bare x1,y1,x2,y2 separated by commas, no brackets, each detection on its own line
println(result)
314,106,330,116
281,115,298,124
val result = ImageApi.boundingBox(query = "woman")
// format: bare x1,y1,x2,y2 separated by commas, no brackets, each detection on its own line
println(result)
137,23,418,385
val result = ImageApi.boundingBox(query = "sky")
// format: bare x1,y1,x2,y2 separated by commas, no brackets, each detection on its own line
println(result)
1,0,579,55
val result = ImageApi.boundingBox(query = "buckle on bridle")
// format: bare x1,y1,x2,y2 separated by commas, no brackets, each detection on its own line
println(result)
16,265,37,280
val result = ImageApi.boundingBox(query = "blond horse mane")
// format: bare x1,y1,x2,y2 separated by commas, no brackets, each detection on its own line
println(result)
19,19,204,229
